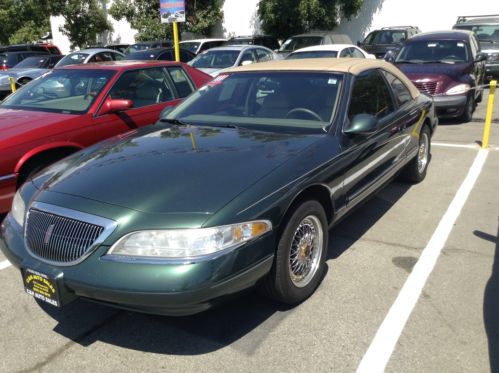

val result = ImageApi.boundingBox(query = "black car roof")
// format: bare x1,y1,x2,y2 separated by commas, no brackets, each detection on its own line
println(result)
408,30,474,42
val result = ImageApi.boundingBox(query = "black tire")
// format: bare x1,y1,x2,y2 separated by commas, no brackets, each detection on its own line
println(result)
260,200,328,305
459,95,474,123
400,125,431,183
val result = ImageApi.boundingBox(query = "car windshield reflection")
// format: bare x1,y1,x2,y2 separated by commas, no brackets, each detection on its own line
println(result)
165,72,343,132
1,69,115,114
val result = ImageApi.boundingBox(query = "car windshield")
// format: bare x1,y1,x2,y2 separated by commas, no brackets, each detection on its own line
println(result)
286,50,338,59
164,72,343,132
56,53,89,67
13,56,50,68
396,40,470,63
190,50,239,69
454,25,499,42
180,42,201,53
363,30,407,45
278,36,323,53
1,69,115,114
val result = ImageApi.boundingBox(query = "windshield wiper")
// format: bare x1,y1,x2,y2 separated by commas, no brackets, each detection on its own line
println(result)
159,117,190,126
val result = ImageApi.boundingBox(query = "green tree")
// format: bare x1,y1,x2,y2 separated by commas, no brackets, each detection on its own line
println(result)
0,0,50,45
49,0,113,49
258,0,364,39
109,0,224,41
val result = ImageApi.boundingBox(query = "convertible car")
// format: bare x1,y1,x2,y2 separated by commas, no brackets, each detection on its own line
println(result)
1,58,437,316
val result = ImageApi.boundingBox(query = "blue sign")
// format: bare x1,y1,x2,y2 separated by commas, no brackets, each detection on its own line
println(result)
160,0,186,23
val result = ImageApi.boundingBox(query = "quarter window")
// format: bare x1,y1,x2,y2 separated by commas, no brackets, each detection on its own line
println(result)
382,70,412,106
167,66,195,97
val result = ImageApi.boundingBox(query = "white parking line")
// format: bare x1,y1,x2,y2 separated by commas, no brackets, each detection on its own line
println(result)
356,148,489,373
432,142,478,149
0,260,11,271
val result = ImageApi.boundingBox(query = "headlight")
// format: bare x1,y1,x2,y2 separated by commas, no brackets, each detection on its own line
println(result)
106,220,272,260
446,84,470,95
11,191,26,227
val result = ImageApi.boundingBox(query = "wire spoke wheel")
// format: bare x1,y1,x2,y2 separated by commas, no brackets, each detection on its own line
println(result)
288,215,323,288
417,131,429,174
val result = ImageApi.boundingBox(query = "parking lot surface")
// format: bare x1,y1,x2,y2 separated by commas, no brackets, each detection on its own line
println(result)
1,87,498,372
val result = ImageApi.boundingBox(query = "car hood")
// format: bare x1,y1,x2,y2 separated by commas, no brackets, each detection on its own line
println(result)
396,61,473,80
0,108,76,144
0,68,47,79
35,124,318,215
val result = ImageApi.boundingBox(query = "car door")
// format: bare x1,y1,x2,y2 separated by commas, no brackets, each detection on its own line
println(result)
91,66,184,139
339,69,414,210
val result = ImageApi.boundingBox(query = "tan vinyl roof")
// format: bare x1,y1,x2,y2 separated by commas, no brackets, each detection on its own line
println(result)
226,58,420,99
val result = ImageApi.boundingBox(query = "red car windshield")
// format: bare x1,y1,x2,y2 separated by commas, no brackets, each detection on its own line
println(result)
1,69,116,114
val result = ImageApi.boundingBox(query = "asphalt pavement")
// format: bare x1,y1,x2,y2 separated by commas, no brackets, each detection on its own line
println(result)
0,85,498,373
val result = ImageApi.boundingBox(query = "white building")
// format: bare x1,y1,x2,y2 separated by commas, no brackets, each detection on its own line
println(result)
51,0,498,53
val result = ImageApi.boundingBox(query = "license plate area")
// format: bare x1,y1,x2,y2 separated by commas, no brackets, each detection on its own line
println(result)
22,268,61,307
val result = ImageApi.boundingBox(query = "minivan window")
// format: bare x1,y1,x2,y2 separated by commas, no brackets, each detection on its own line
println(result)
278,36,323,53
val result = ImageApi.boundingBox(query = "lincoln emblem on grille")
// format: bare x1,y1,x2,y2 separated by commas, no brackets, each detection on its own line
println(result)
44,224,55,245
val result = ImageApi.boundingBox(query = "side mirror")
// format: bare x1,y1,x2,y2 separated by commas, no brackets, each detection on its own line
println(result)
357,41,361,47
99,98,133,115
384,50,397,63
344,114,379,136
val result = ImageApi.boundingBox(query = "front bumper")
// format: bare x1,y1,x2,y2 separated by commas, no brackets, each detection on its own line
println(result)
432,94,468,118
0,213,275,316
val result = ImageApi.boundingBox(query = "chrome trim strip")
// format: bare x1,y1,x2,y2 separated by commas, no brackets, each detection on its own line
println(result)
24,202,118,267
0,173,16,183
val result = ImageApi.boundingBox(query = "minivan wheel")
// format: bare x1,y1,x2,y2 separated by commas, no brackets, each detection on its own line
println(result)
459,95,474,123
260,200,328,305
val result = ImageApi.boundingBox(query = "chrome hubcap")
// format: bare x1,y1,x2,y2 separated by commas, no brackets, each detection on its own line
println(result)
289,215,323,288
417,133,429,174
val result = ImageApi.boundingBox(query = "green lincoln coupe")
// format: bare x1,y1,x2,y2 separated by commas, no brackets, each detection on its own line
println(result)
1,59,437,316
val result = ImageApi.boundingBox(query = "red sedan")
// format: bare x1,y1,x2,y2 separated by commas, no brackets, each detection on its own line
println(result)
0,60,211,213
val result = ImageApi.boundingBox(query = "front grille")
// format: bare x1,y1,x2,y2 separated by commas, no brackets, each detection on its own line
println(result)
26,209,104,264
414,81,438,95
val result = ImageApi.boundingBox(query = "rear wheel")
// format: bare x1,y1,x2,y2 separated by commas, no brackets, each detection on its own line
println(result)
401,125,431,183
261,200,328,305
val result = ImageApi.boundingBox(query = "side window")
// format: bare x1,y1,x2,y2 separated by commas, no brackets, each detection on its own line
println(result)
382,70,412,106
340,48,352,58
107,67,175,108
256,48,272,62
167,66,195,98
347,70,395,120
158,51,174,61
239,50,256,65
112,52,124,61
350,48,365,58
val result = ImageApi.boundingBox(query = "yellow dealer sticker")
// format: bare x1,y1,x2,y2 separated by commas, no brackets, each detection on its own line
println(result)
23,268,61,307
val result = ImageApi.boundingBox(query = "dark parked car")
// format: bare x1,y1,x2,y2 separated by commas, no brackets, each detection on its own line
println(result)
453,14,499,80
0,59,437,316
278,31,353,57
0,60,212,214
392,30,486,122
124,41,173,54
359,26,421,59
226,35,280,50
0,43,61,55
125,47,195,63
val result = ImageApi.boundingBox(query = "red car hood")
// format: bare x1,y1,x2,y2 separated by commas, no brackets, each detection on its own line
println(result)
0,108,78,145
